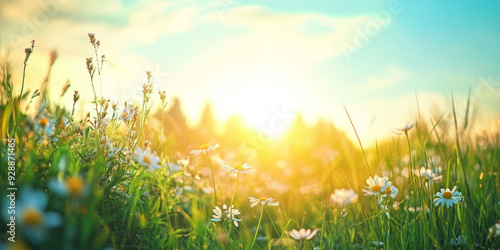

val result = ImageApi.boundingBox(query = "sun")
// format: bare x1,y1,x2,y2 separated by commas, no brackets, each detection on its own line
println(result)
210,67,300,129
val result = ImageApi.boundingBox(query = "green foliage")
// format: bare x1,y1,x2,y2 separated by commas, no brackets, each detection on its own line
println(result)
0,38,499,249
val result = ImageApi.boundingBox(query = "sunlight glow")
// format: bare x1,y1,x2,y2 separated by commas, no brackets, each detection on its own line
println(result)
210,66,301,128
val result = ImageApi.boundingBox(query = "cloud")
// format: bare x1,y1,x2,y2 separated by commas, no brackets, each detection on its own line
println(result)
201,5,376,60
363,65,410,91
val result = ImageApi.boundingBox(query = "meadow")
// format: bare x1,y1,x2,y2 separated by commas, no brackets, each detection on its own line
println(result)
0,35,499,249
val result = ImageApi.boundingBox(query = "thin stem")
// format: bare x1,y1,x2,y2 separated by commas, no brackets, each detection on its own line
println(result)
160,108,165,151
252,206,265,248
343,104,372,176
20,40,34,101
228,173,239,238
15,62,28,138
20,63,27,101
230,174,239,207
404,132,417,246
205,152,218,205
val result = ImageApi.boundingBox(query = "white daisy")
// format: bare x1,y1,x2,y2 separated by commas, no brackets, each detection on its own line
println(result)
489,220,500,236
177,158,190,168
2,188,62,243
330,188,358,206
415,167,442,181
363,175,392,196
48,176,89,198
135,147,161,171
382,185,398,199
393,121,415,135
165,162,183,175
289,228,319,241
190,143,219,155
249,197,279,207
434,186,462,208
221,163,255,176
210,204,242,227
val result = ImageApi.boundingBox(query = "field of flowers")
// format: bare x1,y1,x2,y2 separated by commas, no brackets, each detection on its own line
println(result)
1,36,499,249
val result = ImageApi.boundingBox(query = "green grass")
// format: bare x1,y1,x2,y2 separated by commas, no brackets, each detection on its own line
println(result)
0,37,499,249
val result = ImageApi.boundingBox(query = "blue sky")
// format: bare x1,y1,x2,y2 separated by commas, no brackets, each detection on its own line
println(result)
1,0,499,142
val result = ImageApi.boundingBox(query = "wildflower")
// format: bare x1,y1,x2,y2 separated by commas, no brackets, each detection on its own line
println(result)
39,117,49,127
120,107,135,122
382,185,398,199
177,158,189,168
202,186,214,194
86,57,94,74
393,121,415,135
190,143,219,155
250,196,279,248
415,167,442,181
300,183,322,195
165,162,183,175
100,117,110,129
449,235,467,246
159,90,168,109
211,204,242,227
35,116,55,136
88,33,96,45
2,188,61,243
434,186,461,208
100,136,112,148
249,197,279,207
49,176,89,198
107,147,121,158
23,40,34,64
143,140,152,149
289,228,319,241
489,220,500,236
57,117,71,130
159,90,167,102
330,188,358,206
73,90,80,102
221,163,255,176
371,241,384,247
363,175,392,196
135,147,161,171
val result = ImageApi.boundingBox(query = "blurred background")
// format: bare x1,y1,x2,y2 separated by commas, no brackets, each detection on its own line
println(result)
1,0,500,145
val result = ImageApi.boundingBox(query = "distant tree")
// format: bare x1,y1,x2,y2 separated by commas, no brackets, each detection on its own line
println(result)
196,102,217,143
153,97,191,151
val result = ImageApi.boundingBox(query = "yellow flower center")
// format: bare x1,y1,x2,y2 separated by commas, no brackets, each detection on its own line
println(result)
385,186,392,194
233,164,244,171
443,191,453,199
122,112,128,118
59,122,65,129
143,156,151,164
22,207,43,226
371,184,382,192
200,144,210,150
39,118,49,127
67,177,85,197
10,241,30,250
259,197,267,201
